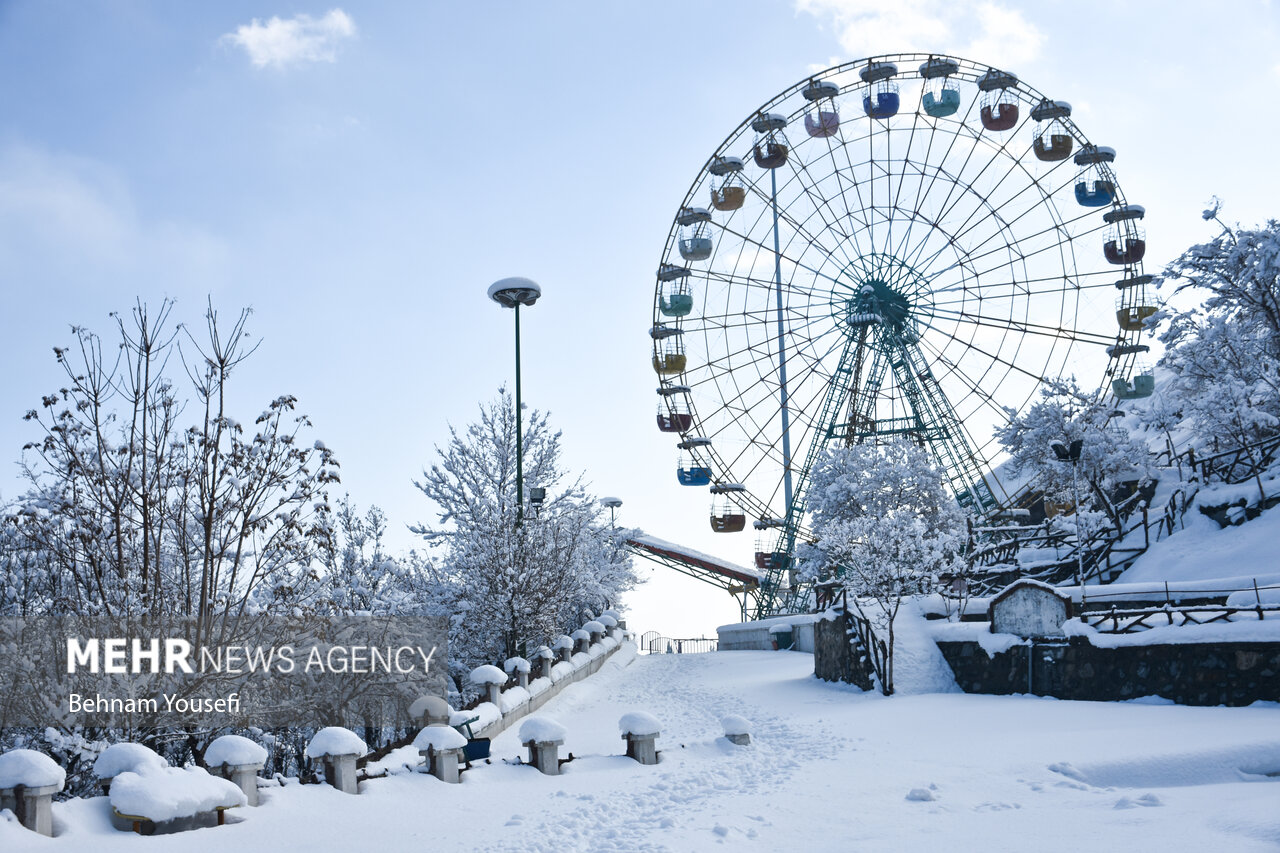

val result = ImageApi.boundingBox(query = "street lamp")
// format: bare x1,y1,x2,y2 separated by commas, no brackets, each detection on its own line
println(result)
489,276,542,527
1050,439,1084,585
601,496,623,527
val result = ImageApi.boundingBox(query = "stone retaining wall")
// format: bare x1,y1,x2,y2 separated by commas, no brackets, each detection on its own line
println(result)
937,638,1280,706
813,612,875,691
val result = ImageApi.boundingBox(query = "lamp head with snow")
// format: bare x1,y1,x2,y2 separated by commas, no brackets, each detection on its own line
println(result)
1050,439,1083,462
487,276,542,308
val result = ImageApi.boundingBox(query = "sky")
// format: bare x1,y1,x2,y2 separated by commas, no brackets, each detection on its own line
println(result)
2,0,1279,639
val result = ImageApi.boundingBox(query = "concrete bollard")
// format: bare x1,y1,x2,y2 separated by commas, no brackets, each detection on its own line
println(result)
410,694,452,727
571,629,591,654
209,763,264,806
0,749,67,837
485,682,502,706
552,636,574,663
524,740,563,775
619,712,662,766
320,754,360,794
622,733,659,765
1,784,60,836
425,746,463,784
413,726,468,785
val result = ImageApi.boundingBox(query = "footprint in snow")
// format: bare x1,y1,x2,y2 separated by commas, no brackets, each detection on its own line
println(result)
1114,793,1163,809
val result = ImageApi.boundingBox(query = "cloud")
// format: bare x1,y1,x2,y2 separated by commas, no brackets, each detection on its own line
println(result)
222,9,356,69
796,0,1043,68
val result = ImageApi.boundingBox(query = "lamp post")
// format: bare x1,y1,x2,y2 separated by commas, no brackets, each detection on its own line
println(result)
488,277,542,527
1051,439,1084,586
601,496,623,527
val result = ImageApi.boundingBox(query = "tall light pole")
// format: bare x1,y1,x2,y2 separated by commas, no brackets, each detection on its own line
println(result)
1051,439,1085,586
601,496,623,527
488,277,542,527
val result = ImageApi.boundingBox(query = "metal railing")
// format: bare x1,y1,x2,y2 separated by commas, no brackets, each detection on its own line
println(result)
637,634,718,655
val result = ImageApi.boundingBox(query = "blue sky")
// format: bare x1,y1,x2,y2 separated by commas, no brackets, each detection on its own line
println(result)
2,1,1278,637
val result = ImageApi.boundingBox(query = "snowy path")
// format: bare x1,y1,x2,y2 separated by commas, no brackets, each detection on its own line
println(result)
8,645,1280,851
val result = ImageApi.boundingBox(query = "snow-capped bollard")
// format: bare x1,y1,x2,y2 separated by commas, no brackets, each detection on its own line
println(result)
571,629,591,654
471,664,508,706
519,717,567,776
721,714,752,746
619,712,662,765
552,635,575,663
413,726,468,784
305,727,367,795
0,749,66,837
583,620,606,646
409,694,452,727
535,646,556,680
93,742,169,795
204,735,268,806
505,656,532,690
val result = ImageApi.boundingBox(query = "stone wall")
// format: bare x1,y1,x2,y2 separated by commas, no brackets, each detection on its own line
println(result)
813,612,875,692
717,614,820,652
937,638,1280,706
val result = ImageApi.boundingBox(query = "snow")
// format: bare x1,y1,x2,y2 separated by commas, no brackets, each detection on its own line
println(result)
618,711,662,737
470,664,508,685
597,614,618,628
582,620,605,634
533,645,554,660
451,702,500,731
7,649,1279,852
1120,503,1280,588
929,619,1029,657
570,629,590,641
109,765,246,822
504,656,531,674
93,743,168,779
720,714,752,737
408,694,451,720
767,622,793,634
518,716,567,744
0,749,65,789
204,735,268,768
551,635,574,650
600,609,621,621
412,726,468,752
498,686,530,713
304,727,367,758
1064,617,1280,646
1226,587,1280,607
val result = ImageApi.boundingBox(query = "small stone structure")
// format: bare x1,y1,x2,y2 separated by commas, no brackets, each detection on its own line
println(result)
204,735,267,806
619,712,661,766
0,749,65,837
813,611,876,691
721,715,752,747
410,694,452,727
519,717,567,776
990,579,1072,638
551,635,575,663
535,646,556,680
305,727,367,795
414,726,467,784
571,629,591,654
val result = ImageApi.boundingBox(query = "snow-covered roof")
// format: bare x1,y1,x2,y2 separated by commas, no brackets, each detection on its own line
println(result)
305,727,367,758
618,711,662,737
413,726,467,752
0,748,65,790
627,533,762,585
204,735,268,768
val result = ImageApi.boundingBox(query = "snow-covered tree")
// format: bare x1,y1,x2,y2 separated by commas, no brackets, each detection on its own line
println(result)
996,377,1153,526
1150,207,1280,491
412,390,637,690
805,439,965,691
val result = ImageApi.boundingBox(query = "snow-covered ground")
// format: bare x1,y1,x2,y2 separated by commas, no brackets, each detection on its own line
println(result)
6,643,1278,852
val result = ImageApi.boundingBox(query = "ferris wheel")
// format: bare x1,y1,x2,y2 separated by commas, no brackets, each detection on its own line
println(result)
650,54,1152,612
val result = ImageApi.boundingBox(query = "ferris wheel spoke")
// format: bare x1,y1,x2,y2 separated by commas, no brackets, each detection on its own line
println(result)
737,168,851,267
915,314,1049,383
780,141,864,271
929,304,1117,347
